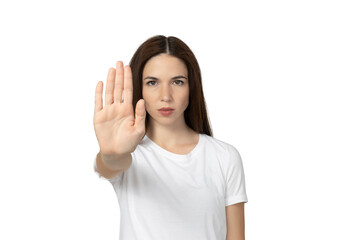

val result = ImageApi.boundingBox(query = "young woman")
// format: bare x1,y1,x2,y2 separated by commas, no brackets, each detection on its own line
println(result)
93,35,248,240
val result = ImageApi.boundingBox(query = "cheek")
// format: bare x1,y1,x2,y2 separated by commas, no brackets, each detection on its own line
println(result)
178,89,190,108
142,90,152,110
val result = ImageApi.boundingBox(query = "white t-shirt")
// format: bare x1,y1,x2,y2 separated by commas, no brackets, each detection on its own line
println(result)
94,133,248,240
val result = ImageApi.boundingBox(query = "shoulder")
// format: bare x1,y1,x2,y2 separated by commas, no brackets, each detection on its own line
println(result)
202,134,245,179
202,134,244,171
201,134,239,156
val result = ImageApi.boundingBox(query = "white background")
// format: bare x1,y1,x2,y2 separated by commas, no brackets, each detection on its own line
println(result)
1,0,359,239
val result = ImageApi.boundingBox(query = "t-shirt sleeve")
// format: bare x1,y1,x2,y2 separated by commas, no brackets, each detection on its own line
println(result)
223,144,248,206
93,154,124,190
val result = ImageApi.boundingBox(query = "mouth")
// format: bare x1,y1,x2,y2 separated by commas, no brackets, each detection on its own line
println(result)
158,108,175,116
158,108,175,111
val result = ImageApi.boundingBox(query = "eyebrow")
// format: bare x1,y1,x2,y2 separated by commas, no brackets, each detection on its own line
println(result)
143,75,188,81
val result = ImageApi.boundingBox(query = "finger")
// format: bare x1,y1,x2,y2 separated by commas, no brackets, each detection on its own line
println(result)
105,67,115,106
114,61,124,103
94,81,103,113
134,99,146,132
123,65,133,104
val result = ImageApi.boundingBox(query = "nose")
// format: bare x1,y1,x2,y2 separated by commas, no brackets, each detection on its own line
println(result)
160,83,172,102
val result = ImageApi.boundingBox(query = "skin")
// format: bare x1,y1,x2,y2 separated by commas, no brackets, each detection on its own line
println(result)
142,53,199,153
226,202,245,240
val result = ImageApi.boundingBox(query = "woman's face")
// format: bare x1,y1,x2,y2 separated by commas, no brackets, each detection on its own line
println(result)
142,53,189,127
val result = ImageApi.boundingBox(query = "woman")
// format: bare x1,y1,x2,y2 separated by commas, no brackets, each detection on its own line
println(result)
93,35,248,240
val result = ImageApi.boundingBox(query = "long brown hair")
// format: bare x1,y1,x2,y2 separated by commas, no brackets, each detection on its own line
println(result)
129,35,213,137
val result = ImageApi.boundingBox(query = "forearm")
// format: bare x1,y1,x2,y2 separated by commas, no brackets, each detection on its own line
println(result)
95,151,132,179
100,151,132,171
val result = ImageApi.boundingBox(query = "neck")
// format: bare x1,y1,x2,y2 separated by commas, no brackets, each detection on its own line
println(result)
146,117,197,146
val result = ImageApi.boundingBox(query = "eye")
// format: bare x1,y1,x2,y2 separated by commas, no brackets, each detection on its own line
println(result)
173,80,184,85
146,81,157,86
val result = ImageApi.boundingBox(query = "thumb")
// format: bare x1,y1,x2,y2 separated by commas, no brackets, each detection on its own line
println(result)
134,99,146,132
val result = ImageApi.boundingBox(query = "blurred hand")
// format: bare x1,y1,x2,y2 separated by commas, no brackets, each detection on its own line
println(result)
93,61,146,155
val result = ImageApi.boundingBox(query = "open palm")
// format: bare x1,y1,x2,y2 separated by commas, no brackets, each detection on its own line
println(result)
93,61,146,156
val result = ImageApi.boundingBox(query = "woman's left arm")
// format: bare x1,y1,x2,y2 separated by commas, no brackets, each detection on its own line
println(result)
225,202,245,240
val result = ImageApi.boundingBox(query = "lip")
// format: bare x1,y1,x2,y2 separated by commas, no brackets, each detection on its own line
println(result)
158,107,174,111
158,108,174,116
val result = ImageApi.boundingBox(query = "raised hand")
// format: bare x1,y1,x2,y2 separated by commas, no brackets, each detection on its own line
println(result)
93,61,146,156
